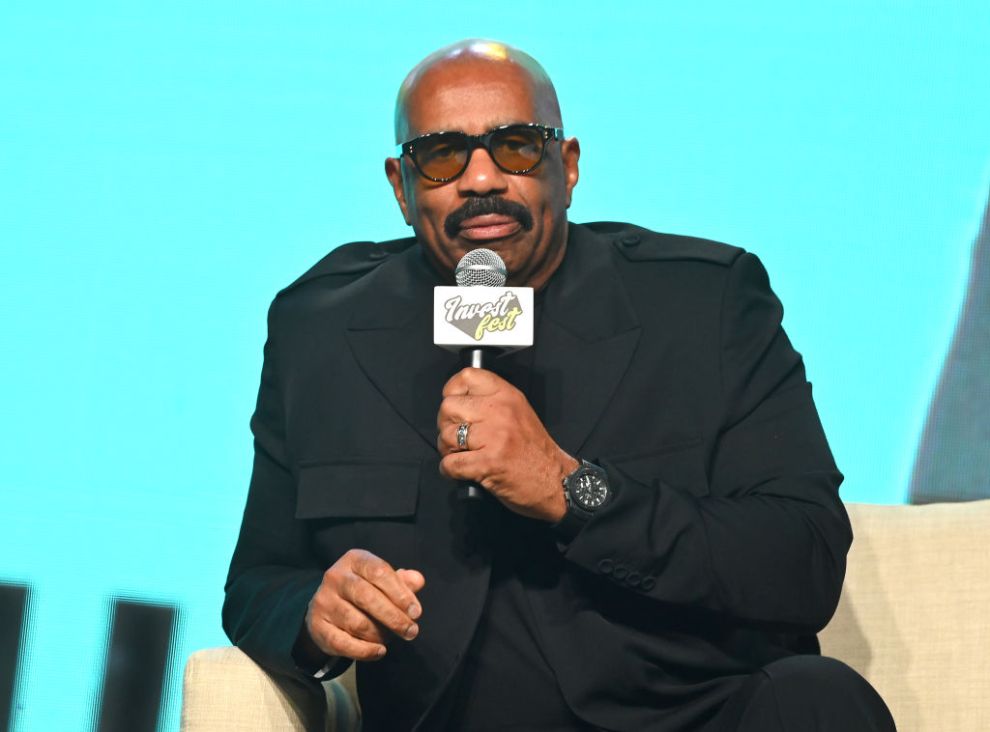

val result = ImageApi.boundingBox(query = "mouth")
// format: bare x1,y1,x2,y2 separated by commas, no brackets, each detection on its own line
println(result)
457,214,522,242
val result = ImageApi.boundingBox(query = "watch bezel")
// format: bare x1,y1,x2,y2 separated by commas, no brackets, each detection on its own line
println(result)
564,460,611,512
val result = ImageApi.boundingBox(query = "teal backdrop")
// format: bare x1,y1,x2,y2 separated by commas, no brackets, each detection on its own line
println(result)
1,1,988,729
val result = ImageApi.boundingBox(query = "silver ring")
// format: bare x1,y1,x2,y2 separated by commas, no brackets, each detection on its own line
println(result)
456,422,470,451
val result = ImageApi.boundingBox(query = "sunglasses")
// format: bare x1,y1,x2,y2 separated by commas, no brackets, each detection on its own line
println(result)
397,123,565,183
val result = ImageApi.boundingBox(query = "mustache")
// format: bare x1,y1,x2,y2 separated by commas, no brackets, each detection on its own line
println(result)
444,197,534,239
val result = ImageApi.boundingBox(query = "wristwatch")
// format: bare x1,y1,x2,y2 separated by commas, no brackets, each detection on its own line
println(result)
553,459,611,542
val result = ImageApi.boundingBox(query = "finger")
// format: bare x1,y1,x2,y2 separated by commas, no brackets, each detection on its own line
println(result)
340,575,419,640
313,621,387,662
351,556,424,626
439,450,488,484
437,420,477,455
442,367,502,397
324,599,388,644
442,370,470,398
436,394,484,428
436,426,455,457
396,569,426,593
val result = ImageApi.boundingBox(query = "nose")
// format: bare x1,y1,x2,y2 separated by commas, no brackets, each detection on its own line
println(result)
455,146,509,196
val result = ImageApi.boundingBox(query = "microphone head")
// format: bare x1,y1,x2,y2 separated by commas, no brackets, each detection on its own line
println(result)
455,248,507,288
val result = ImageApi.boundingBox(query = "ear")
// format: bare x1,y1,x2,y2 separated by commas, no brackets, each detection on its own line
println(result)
384,157,412,225
560,137,580,209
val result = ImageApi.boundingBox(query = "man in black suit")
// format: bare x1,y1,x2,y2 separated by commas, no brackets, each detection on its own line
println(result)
223,40,895,730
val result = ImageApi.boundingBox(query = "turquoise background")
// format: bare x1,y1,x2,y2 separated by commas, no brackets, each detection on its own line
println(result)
1,1,988,729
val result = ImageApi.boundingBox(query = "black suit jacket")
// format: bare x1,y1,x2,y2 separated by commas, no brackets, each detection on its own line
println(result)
223,222,850,731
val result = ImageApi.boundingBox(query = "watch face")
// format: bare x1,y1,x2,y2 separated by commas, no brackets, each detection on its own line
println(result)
572,469,609,510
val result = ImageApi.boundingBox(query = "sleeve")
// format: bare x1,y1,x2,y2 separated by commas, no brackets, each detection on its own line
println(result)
559,252,851,633
221,301,351,682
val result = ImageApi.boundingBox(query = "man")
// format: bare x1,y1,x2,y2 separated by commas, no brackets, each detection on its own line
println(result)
223,40,895,731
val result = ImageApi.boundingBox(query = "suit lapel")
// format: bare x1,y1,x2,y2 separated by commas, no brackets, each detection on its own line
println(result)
345,248,459,450
535,224,641,455
344,225,641,457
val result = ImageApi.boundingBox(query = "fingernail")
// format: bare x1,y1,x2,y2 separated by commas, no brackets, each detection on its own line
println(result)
404,624,419,640
376,646,386,658
407,604,421,620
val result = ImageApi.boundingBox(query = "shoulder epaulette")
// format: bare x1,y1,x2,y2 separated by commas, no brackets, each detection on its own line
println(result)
584,221,743,266
279,236,417,295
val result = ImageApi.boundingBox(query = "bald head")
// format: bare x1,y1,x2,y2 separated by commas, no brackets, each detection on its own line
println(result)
394,39,562,144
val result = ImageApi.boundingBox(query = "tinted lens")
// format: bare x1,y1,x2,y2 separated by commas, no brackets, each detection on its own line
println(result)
490,126,545,173
412,133,468,181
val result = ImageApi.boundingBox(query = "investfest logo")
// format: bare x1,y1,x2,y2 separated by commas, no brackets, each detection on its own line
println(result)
443,291,523,341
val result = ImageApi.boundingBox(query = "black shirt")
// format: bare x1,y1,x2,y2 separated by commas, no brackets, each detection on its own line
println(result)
429,342,597,731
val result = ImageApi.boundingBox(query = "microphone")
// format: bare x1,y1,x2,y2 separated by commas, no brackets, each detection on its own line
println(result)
455,250,506,500
433,249,534,499
455,249,508,374
455,248,508,287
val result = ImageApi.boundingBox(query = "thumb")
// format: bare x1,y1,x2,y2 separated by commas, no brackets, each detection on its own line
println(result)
396,568,426,592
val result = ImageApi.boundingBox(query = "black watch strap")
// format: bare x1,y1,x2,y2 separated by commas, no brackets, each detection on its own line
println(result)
552,459,609,543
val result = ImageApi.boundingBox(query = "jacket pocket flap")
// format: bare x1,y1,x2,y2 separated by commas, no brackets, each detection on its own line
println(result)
296,460,420,519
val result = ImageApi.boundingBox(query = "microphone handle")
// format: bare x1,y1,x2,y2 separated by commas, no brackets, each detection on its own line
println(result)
460,347,487,500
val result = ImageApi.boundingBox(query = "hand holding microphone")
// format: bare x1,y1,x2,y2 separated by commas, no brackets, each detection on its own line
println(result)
432,249,575,517
436,366,575,522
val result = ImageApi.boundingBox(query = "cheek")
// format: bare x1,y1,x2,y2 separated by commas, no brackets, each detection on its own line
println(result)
422,189,473,240
415,201,452,239
520,171,567,215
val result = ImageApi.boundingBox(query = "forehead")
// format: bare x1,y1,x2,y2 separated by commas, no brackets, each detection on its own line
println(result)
403,60,539,138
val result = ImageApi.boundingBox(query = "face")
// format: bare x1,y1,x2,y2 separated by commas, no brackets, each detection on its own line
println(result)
385,58,580,290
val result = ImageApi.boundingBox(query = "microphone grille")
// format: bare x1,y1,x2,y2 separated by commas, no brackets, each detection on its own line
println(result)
455,249,508,288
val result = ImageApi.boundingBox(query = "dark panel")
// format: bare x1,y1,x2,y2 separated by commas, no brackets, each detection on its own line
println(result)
0,583,29,732
910,190,990,503
95,598,178,732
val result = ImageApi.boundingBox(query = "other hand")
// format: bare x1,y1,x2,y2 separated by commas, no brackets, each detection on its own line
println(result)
304,549,425,662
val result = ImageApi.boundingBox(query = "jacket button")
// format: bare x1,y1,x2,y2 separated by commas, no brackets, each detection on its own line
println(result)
641,577,656,591
597,559,614,575
626,572,641,587
613,565,628,580
619,235,641,247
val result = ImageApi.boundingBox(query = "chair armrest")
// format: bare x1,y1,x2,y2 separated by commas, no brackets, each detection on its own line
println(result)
181,647,359,731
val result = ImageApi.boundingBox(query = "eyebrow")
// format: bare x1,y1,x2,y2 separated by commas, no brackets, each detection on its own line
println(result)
409,120,538,139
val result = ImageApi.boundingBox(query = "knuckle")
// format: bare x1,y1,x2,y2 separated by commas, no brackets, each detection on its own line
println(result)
341,548,366,567
349,613,375,638
351,583,374,607
387,610,410,635
310,589,332,614
323,565,341,585
396,592,415,613
339,572,361,599
336,605,365,633
440,454,462,478
319,624,344,656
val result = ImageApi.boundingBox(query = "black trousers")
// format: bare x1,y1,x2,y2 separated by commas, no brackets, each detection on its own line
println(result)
710,656,896,732
424,655,895,731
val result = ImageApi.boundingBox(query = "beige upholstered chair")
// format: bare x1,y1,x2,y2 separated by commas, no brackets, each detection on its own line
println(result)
181,647,360,732
182,500,990,731
818,500,990,731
